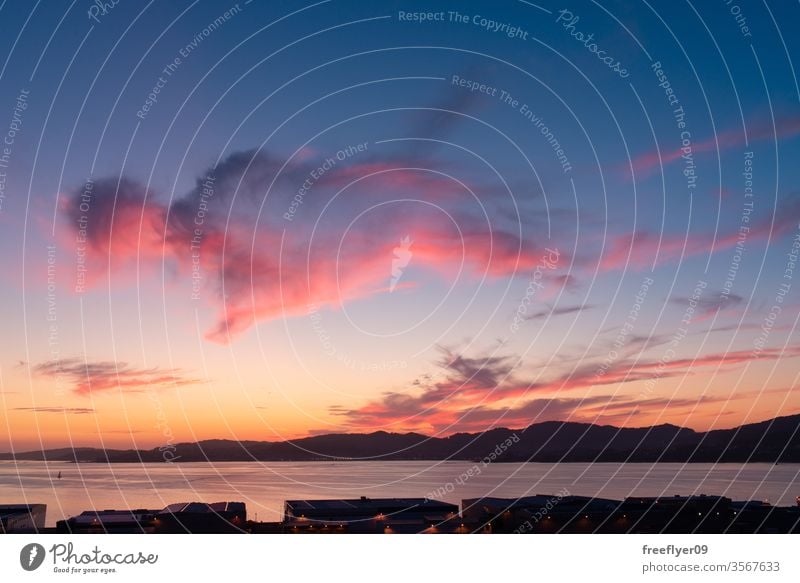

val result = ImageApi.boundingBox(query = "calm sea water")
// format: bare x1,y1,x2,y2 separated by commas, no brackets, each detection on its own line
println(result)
1,461,798,526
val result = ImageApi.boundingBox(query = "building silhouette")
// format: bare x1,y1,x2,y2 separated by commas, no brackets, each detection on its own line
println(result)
0,504,46,533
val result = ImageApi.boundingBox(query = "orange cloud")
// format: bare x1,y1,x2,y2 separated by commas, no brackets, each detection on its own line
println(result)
332,344,800,434
61,150,552,344
32,358,201,395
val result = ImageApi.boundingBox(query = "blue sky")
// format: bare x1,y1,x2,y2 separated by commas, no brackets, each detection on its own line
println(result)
0,0,798,449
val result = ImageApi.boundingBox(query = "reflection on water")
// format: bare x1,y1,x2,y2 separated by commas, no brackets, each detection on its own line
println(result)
1,461,797,526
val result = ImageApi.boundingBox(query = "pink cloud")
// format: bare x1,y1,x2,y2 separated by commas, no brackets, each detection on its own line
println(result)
332,344,800,434
204,220,543,343
33,358,201,395
628,116,800,178
61,151,550,344
599,195,800,271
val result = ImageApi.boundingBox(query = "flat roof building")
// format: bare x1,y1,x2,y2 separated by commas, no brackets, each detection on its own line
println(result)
56,502,246,534
462,493,800,533
57,509,158,534
463,494,619,533
156,501,246,533
0,504,46,533
283,497,461,533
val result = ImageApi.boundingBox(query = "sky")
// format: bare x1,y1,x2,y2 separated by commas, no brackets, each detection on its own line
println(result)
0,0,798,451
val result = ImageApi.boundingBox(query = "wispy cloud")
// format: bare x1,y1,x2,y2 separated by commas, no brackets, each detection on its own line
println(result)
524,304,594,321
13,406,95,414
626,115,800,178
670,291,744,322
598,194,800,271
331,344,800,434
91,428,145,434
32,358,201,395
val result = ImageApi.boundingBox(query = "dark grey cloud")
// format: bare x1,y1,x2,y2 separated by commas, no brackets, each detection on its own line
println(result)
670,291,743,315
524,304,594,321
13,406,95,414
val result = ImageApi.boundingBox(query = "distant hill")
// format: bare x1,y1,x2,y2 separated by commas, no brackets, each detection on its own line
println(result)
2,414,799,463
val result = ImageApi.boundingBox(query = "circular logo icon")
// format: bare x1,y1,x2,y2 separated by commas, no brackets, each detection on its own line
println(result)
19,543,46,571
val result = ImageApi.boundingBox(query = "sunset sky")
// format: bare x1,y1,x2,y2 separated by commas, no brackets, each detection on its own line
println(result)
0,0,798,451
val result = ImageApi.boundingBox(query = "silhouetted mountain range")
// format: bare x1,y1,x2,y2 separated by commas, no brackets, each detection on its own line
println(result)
2,414,799,463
